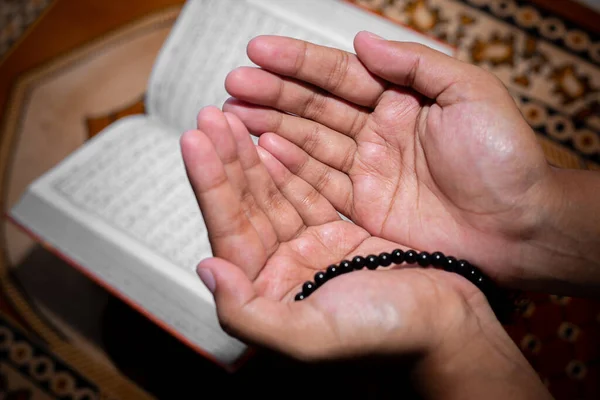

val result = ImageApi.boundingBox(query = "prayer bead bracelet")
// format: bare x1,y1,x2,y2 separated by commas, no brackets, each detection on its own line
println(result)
294,249,521,323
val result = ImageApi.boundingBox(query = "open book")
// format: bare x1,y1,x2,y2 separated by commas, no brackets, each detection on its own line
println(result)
9,0,453,370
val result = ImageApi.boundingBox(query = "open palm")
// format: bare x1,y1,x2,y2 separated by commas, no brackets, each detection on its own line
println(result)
223,32,555,288
180,107,484,360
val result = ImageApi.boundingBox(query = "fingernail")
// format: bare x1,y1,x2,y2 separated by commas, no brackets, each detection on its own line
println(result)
363,31,384,40
256,147,268,160
197,268,216,293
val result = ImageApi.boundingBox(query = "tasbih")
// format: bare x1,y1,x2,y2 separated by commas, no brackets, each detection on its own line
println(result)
294,249,521,323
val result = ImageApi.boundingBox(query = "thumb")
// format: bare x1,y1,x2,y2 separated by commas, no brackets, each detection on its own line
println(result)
353,31,494,106
196,257,319,358
197,257,256,326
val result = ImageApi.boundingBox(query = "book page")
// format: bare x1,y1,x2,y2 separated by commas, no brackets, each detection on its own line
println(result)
10,115,247,363
48,116,210,276
146,0,453,134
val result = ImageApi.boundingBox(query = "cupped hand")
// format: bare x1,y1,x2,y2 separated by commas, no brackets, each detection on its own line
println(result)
179,106,489,361
222,31,557,289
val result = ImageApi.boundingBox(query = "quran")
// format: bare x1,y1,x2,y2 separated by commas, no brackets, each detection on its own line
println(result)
9,0,452,370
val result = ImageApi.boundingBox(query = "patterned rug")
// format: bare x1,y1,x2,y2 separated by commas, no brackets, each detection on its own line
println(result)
1,0,599,399
0,313,100,400
0,0,54,60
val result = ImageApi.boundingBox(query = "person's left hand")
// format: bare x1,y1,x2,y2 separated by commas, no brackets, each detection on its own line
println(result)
180,106,493,361
179,106,552,400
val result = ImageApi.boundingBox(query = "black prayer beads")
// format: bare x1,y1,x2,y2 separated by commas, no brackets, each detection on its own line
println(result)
294,249,517,323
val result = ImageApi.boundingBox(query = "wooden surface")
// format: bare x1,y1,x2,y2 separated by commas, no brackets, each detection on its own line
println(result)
529,0,600,34
0,0,185,121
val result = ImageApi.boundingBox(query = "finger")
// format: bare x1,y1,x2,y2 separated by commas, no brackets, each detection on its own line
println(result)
224,112,306,243
258,133,353,218
223,98,357,172
256,146,341,226
196,106,245,195
196,106,279,259
353,31,493,106
197,257,336,361
225,67,369,138
180,130,265,279
246,35,387,108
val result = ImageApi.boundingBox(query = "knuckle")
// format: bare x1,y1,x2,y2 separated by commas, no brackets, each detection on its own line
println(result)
273,78,286,108
265,185,287,211
302,186,322,210
276,174,292,194
295,152,312,176
303,125,321,155
468,66,510,99
347,110,366,138
278,167,295,190
302,91,327,121
339,145,355,173
314,167,331,192
273,110,285,133
240,187,260,217
406,53,421,88
293,41,309,75
342,191,354,217
210,207,248,240
326,50,350,92
289,223,307,240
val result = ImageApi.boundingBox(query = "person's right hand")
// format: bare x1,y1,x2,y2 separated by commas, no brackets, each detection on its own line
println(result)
223,31,561,292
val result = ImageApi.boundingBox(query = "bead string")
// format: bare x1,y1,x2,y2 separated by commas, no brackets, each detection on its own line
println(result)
294,249,520,323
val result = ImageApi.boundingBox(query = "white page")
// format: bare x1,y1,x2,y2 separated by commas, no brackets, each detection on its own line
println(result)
46,115,212,278
248,0,453,54
146,0,453,135
10,115,247,362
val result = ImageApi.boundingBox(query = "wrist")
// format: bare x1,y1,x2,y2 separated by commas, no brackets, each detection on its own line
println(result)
518,167,600,295
413,296,551,400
